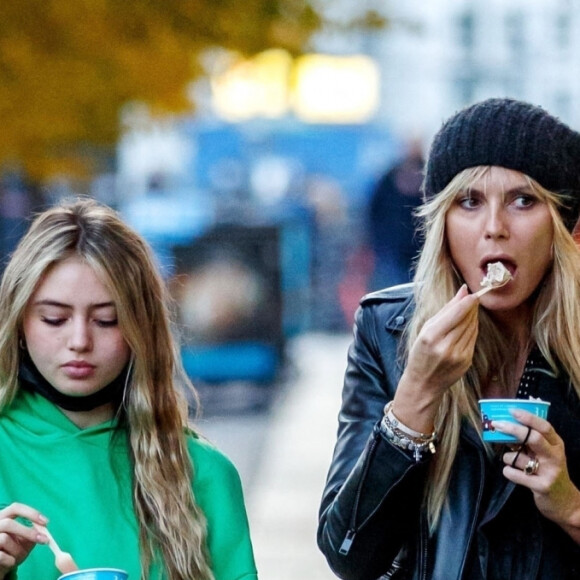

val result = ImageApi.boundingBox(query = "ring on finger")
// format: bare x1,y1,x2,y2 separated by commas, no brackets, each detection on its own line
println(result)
524,457,540,476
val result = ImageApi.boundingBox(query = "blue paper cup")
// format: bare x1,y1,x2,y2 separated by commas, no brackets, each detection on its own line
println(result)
58,569,128,580
478,399,550,442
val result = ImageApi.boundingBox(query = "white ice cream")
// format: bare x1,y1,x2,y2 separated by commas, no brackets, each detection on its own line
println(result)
480,261,512,290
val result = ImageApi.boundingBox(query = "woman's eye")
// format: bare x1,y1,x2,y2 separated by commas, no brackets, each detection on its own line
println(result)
96,319,118,328
42,317,65,326
458,196,479,209
513,194,536,208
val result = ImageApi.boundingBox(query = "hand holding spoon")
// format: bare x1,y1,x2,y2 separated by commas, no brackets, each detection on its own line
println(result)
32,523,79,574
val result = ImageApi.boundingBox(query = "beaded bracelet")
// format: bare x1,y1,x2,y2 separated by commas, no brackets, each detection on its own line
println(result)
384,401,433,439
381,401,437,462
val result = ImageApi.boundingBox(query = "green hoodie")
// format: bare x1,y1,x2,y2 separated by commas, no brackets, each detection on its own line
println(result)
0,389,258,580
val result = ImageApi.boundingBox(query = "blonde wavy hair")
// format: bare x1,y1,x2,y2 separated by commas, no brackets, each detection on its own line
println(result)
0,199,214,580
408,166,580,531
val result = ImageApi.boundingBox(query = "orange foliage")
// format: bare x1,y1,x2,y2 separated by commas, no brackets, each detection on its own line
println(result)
0,0,323,179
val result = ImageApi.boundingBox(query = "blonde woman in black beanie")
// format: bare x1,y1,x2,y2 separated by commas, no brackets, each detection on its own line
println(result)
318,98,580,580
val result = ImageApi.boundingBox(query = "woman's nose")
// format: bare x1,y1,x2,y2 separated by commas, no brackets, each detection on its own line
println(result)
67,321,92,352
484,207,509,239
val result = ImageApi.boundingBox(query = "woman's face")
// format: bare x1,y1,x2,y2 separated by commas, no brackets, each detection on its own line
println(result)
445,167,554,312
22,256,131,403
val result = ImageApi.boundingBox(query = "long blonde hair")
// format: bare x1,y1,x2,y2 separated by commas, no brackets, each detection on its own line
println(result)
409,166,580,530
0,198,214,580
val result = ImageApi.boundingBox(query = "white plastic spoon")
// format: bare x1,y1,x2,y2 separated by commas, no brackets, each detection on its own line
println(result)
475,275,511,297
33,523,79,574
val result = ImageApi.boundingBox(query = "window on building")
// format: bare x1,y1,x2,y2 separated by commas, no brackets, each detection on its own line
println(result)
555,9,571,51
458,10,475,50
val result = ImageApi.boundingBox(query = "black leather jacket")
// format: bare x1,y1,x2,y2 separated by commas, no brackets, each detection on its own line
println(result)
318,284,580,580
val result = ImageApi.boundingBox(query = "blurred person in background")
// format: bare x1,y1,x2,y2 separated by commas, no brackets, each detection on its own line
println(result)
318,98,580,579
0,172,42,276
0,199,257,580
366,139,424,290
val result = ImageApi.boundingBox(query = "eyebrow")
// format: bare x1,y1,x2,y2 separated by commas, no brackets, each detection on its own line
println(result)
31,299,116,309
464,185,534,196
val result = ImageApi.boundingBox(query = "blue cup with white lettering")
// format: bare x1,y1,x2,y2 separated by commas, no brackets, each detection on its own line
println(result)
479,399,550,442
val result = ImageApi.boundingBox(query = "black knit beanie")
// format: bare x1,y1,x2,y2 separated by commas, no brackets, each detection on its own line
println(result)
424,98,580,230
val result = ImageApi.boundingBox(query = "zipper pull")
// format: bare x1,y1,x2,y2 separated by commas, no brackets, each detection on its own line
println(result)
339,530,356,555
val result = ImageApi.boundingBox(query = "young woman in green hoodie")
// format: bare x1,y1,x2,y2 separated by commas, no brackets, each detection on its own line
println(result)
0,199,258,580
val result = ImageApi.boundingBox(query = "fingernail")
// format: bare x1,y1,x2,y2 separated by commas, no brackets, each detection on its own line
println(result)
37,514,48,524
492,421,508,429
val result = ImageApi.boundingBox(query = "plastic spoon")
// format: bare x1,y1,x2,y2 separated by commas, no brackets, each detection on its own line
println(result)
475,275,511,297
32,523,79,574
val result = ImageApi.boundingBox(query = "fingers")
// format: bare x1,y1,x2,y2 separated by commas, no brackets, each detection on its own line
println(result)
0,530,24,560
404,285,480,395
506,449,539,474
495,412,564,489
419,286,479,348
427,285,479,331
422,287,479,356
503,427,580,529
0,503,48,544
510,409,560,445
0,519,46,546
0,503,48,527
453,305,479,353
0,548,18,574
0,502,49,572
493,410,556,448
0,532,26,576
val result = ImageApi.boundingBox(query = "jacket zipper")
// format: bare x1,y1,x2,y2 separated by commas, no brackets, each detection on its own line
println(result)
339,433,380,555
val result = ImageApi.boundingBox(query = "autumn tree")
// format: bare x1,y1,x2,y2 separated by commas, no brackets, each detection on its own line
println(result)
0,0,383,181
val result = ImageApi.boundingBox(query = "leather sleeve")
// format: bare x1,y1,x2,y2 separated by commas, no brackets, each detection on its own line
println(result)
317,291,430,580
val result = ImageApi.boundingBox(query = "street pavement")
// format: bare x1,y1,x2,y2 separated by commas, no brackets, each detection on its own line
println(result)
198,332,352,579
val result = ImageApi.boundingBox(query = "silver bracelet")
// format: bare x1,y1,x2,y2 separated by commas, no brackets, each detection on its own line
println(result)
383,401,433,440
381,402,437,462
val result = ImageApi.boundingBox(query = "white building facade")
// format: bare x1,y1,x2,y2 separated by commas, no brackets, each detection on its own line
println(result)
321,0,580,142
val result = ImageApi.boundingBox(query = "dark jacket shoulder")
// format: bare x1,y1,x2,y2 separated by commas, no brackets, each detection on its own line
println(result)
360,282,415,304
359,283,416,333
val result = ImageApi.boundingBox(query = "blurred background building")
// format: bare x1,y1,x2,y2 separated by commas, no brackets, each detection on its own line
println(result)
372,0,580,137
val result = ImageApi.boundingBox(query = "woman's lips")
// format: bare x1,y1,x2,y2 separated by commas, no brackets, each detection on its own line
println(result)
61,361,95,379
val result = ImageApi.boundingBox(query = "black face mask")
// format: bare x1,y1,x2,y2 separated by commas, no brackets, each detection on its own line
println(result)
19,351,131,412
